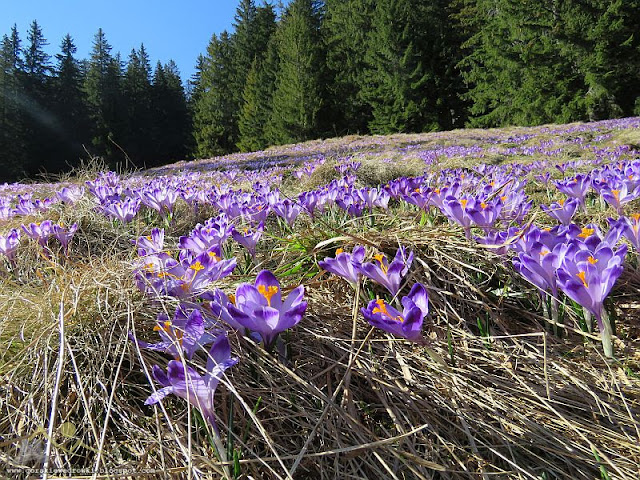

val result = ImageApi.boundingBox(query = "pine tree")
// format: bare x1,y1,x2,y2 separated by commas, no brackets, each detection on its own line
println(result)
51,34,88,172
237,57,265,152
236,4,279,151
323,0,375,134
0,26,27,180
83,29,123,163
151,60,190,164
458,0,587,126
192,31,236,156
22,20,55,174
123,44,153,164
267,0,324,145
360,0,436,134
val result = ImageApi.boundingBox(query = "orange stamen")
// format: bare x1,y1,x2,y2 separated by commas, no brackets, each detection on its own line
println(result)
257,284,279,306
190,261,205,272
587,256,598,265
335,248,344,255
372,299,403,322
460,199,468,208
373,254,388,274
576,271,588,288
578,228,594,239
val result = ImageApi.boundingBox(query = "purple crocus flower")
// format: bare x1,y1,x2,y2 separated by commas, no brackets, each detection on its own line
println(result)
227,270,307,348
357,247,413,296
556,242,626,357
102,197,141,223
0,229,21,266
201,288,246,331
145,333,238,429
57,186,85,204
555,175,591,209
540,198,579,225
165,249,237,298
52,222,78,255
318,245,365,285
135,228,165,257
231,222,263,258
133,308,216,360
612,214,640,251
360,283,428,342
598,182,640,214
22,220,54,248
468,198,503,232
272,199,302,227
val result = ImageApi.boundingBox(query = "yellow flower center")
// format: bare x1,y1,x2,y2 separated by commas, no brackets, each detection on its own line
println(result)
578,228,594,239
335,248,344,255
228,294,236,305
540,248,550,256
612,190,620,201
373,253,388,274
208,251,220,261
257,285,279,306
190,261,205,272
460,199,468,208
576,271,588,288
372,299,403,322
587,256,598,265
558,198,564,206
480,202,488,209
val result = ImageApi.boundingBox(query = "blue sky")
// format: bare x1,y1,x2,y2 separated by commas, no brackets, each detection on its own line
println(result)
0,0,245,82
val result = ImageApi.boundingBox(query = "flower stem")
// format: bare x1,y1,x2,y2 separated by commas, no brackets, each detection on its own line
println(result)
599,307,614,359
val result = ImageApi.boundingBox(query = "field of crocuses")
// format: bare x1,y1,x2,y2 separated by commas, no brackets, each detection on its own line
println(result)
1,118,640,479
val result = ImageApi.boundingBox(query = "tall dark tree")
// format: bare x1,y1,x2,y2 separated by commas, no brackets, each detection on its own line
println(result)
236,4,279,151
192,31,236,156
51,34,88,172
22,20,56,174
150,60,190,164
0,26,27,179
122,44,153,164
323,0,375,135
360,0,438,134
266,0,324,145
83,29,123,163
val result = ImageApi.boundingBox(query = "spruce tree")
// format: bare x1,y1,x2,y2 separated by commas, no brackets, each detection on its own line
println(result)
0,26,27,180
51,34,88,172
83,29,123,164
192,31,236,156
151,60,190,164
323,0,375,134
22,20,55,174
267,0,323,145
361,0,436,134
123,44,153,164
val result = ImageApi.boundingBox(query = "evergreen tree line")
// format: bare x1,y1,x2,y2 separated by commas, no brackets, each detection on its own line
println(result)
193,0,640,158
2,0,640,181
0,22,190,181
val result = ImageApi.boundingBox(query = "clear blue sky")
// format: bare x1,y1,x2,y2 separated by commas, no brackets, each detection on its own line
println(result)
1,0,245,83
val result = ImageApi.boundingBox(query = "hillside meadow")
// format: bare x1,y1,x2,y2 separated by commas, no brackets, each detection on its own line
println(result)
1,118,640,479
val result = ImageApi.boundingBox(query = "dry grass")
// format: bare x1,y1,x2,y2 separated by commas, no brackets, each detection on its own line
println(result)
0,120,639,479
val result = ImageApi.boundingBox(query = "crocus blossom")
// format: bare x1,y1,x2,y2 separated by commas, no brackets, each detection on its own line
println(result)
145,333,238,429
357,247,413,296
318,245,365,285
361,283,428,342
228,270,307,348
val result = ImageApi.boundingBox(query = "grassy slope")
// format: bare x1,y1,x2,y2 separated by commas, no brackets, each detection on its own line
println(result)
0,120,639,479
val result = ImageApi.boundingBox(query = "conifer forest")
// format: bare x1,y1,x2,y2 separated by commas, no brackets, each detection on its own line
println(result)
1,0,638,181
